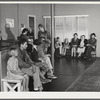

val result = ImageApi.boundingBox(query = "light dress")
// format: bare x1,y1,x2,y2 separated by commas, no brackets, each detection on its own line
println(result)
77,40,85,53
7,56,24,79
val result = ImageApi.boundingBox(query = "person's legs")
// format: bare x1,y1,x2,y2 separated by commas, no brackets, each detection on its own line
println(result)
24,75,29,91
44,56,53,70
71,47,74,57
33,66,43,91
39,70,46,79
73,47,76,57
39,70,51,84
59,46,62,54
22,77,26,91
85,46,92,58
77,48,82,57
42,57,57,79
63,48,66,56
21,67,43,91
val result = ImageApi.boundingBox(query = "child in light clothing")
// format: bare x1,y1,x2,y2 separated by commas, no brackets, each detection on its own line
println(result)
7,48,29,91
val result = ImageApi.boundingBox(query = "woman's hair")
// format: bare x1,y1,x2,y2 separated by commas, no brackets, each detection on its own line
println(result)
74,33,78,36
91,33,96,37
22,28,28,34
64,38,69,42
81,35,85,39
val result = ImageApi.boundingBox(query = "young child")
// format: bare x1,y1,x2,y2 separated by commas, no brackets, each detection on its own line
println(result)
7,47,29,91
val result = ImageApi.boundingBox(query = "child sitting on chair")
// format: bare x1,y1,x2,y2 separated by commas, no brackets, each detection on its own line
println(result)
7,47,29,91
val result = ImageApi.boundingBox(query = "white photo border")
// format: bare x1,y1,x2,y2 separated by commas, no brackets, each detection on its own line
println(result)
0,1,100,99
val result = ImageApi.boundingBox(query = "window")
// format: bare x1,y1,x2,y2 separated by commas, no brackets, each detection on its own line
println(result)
43,15,88,42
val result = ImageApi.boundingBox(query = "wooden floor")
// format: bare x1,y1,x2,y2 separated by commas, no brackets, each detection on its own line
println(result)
66,58,100,91
43,57,95,91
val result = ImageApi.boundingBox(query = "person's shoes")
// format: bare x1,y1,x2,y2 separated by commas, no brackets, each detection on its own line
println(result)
34,88,39,91
41,78,52,84
47,75,57,79
34,86,43,92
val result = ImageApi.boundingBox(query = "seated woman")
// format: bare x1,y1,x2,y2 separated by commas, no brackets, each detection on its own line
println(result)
37,39,57,79
77,35,87,57
54,37,62,57
62,38,70,56
71,33,79,57
84,33,97,60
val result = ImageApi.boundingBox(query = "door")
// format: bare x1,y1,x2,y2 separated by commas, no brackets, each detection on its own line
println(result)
28,15,36,39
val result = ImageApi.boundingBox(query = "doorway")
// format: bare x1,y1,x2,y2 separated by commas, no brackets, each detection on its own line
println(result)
28,15,36,39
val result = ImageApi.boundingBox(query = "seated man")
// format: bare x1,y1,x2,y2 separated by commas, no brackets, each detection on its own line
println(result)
37,39,57,79
27,39,52,84
17,39,43,91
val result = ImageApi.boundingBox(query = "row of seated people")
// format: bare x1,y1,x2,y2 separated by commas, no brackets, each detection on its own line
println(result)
54,33,97,60
7,37,57,92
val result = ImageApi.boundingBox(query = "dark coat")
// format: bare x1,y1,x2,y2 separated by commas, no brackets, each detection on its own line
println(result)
17,47,34,69
71,38,80,47
88,38,97,49
78,39,87,47
31,48,42,62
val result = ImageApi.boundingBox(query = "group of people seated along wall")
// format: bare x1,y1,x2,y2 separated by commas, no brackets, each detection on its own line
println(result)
54,33,97,60
7,24,57,92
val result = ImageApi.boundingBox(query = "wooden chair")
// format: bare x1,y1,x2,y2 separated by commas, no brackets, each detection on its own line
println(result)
1,77,23,92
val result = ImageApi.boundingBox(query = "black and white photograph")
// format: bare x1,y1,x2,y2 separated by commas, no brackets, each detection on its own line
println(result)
0,2,100,98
